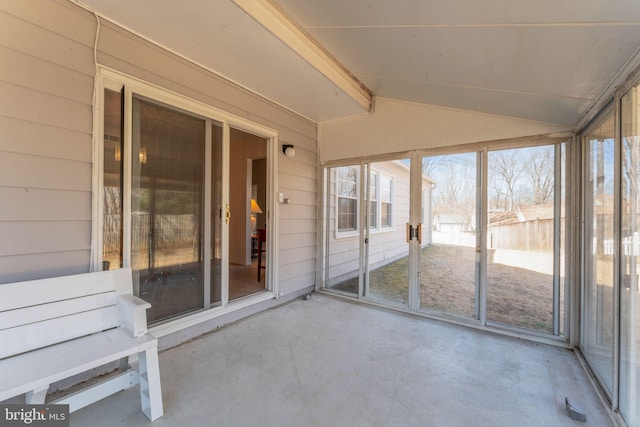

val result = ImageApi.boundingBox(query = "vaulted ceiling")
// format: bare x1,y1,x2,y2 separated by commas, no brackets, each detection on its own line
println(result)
78,0,640,126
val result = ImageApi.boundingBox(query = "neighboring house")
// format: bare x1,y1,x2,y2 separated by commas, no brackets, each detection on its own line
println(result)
433,213,469,233
325,161,433,287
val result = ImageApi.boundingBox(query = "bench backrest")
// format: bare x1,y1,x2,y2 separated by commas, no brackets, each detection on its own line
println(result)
0,268,134,359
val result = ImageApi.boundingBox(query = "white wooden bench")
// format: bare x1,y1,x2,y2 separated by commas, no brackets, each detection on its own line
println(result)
0,268,163,421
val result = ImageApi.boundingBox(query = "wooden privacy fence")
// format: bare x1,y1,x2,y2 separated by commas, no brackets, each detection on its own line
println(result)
489,219,559,252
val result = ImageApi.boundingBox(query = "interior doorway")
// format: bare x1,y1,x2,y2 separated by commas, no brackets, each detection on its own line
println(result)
228,128,268,301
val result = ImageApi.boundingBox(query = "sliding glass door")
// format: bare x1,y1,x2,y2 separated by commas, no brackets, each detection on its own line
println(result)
323,158,417,304
322,141,567,337
420,152,479,319
487,145,563,333
620,83,640,424
130,98,206,323
364,159,411,307
101,77,274,325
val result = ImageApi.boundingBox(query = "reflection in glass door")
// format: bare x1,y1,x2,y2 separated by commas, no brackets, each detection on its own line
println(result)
420,153,479,318
583,111,615,395
131,97,206,323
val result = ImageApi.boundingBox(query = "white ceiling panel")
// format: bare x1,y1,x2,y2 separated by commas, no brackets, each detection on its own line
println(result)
184,14,366,120
80,0,369,122
275,0,640,125
272,0,640,27
361,76,591,124
79,0,640,126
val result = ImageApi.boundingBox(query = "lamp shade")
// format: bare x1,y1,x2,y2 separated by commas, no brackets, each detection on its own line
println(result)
251,198,263,214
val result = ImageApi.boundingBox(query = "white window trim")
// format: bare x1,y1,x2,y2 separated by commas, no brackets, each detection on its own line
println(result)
335,167,395,239
379,172,394,229
336,166,359,235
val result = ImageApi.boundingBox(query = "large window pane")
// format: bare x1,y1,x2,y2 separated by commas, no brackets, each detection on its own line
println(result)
487,145,559,333
621,83,640,424
131,98,206,323
421,153,478,318
337,166,358,231
583,112,615,394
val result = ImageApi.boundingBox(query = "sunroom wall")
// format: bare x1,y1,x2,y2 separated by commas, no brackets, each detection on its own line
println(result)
0,1,316,301
319,97,572,162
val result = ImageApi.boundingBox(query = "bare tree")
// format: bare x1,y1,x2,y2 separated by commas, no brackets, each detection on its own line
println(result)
433,161,476,230
422,155,450,178
490,150,523,212
524,146,554,205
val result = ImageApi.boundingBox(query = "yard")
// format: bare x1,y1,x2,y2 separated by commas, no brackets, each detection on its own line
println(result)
333,244,560,333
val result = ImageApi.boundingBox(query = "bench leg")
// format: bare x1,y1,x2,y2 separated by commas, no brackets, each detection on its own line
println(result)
138,347,163,421
26,385,49,404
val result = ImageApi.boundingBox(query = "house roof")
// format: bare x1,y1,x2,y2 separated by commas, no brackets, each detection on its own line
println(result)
516,204,554,222
80,0,640,126
488,211,519,226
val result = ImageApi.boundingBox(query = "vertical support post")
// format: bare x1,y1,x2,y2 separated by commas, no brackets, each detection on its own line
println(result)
479,149,488,326
553,143,562,335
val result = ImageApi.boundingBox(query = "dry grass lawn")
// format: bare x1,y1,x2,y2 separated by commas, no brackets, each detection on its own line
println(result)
333,244,559,333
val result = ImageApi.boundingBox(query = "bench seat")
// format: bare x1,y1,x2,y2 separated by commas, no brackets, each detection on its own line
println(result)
0,268,163,421
0,328,155,404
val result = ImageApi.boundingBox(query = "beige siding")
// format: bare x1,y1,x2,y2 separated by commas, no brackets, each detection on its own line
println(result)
0,3,94,283
0,0,317,294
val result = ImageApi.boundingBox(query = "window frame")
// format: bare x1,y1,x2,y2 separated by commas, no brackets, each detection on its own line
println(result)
335,166,395,238
336,166,359,234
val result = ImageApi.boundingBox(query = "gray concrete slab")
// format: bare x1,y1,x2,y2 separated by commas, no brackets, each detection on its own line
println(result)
70,294,613,426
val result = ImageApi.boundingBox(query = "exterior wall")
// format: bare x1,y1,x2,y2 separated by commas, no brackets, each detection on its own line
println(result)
319,97,572,162
0,1,95,282
0,1,317,299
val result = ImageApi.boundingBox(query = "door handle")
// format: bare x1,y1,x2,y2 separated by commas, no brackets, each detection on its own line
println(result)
225,204,231,224
406,223,422,243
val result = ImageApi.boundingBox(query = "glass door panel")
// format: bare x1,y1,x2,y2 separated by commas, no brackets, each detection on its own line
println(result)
364,159,411,307
102,88,123,271
131,97,206,323
324,165,361,296
228,128,268,301
210,123,223,305
583,112,615,394
420,153,479,318
620,84,640,423
487,145,558,333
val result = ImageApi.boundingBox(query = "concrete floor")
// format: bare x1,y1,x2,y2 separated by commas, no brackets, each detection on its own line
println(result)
70,294,613,427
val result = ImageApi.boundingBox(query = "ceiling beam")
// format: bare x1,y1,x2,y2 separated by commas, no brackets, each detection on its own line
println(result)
232,0,372,112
